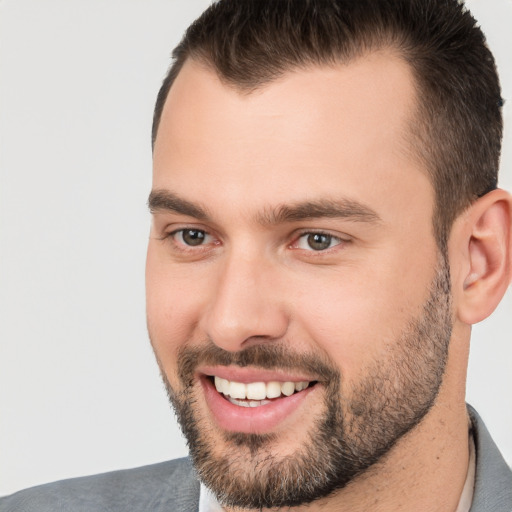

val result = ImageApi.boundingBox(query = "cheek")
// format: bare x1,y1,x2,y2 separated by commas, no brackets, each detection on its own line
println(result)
289,259,433,381
145,245,207,372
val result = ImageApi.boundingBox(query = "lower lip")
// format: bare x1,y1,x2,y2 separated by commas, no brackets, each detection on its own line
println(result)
200,376,318,434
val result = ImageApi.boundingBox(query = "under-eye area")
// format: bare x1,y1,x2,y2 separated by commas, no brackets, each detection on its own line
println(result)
207,376,318,407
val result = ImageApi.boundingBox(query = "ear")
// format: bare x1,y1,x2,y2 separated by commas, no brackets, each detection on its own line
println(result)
452,189,512,325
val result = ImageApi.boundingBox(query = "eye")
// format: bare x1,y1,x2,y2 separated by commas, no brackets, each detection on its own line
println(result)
295,232,343,251
173,228,213,247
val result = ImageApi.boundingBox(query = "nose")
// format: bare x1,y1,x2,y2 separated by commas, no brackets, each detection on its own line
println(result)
199,252,289,352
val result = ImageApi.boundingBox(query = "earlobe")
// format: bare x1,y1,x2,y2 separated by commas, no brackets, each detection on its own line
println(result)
456,189,512,325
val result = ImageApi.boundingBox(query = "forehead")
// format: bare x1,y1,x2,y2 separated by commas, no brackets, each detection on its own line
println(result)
152,52,431,224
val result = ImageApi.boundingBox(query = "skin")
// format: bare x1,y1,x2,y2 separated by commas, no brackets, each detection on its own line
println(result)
146,52,510,511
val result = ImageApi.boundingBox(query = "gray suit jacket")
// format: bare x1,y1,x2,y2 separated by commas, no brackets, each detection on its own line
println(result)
1,407,510,512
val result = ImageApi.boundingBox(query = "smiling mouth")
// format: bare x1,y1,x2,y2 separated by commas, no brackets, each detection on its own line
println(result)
209,376,317,408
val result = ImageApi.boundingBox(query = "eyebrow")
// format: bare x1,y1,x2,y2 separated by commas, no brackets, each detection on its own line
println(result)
257,199,382,225
148,189,210,220
148,189,381,225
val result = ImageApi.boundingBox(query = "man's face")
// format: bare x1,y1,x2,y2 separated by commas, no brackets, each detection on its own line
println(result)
147,54,452,508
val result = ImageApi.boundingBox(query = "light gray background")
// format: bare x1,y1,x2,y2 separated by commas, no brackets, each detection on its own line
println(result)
0,0,510,497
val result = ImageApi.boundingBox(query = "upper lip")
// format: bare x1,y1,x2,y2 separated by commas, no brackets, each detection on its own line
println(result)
198,365,318,383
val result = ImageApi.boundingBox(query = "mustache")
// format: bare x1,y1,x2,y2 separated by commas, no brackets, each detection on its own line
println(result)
177,340,340,386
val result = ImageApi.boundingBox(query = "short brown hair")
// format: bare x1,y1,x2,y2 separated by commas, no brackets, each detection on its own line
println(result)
152,0,503,246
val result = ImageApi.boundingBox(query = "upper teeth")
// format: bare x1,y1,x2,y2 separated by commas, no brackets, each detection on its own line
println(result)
214,376,310,400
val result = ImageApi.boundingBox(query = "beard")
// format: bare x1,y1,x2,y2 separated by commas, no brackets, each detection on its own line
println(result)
156,256,452,510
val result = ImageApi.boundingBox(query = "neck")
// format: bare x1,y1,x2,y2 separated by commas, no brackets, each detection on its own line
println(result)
229,337,471,512
223,406,470,512
309,400,471,512
257,405,470,512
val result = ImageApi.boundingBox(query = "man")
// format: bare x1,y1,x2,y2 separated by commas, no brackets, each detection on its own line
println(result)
1,0,511,511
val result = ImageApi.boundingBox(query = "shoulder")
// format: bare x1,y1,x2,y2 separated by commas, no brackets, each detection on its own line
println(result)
468,405,512,512
0,458,200,512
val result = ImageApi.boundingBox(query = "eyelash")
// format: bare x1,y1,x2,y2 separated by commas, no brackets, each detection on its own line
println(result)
165,227,348,256
291,231,346,252
167,228,217,252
